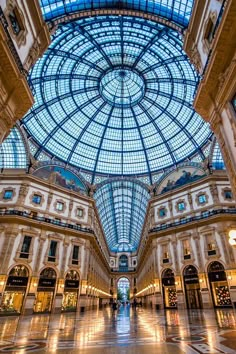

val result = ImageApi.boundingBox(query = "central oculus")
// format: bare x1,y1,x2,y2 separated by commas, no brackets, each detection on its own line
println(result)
99,68,145,107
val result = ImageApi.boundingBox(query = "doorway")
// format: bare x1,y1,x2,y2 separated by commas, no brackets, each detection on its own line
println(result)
117,277,130,304
183,265,202,309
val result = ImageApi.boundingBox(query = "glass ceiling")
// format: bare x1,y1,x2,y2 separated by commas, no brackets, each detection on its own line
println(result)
94,179,150,252
39,0,194,28
0,127,27,169
23,15,211,181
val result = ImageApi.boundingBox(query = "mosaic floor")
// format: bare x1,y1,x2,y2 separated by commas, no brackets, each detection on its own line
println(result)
0,306,236,353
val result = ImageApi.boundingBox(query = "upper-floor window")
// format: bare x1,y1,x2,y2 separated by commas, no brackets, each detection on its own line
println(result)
198,194,206,204
3,190,13,200
72,245,79,265
177,202,185,211
56,201,64,211
77,208,84,217
159,207,166,217
9,9,22,35
20,236,32,259
224,190,232,200
48,241,57,262
32,194,42,204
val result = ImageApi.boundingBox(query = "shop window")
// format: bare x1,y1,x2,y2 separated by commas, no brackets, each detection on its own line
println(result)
3,190,13,200
198,194,206,204
56,201,64,211
48,241,57,262
32,194,41,204
77,208,84,217
20,236,32,259
72,245,79,265
177,202,185,211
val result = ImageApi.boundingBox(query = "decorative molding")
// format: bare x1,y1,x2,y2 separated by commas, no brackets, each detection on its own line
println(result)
5,0,27,47
29,191,45,207
53,198,66,214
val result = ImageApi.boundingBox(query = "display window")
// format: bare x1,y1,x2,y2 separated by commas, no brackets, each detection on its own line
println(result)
208,261,232,307
62,270,80,312
211,283,231,307
34,292,54,313
0,291,25,313
62,292,78,312
164,286,177,308
0,265,29,314
162,268,177,308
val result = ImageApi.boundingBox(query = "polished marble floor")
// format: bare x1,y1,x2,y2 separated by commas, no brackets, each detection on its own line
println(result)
0,305,236,353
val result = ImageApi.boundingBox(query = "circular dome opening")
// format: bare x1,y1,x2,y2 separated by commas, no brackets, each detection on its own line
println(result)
99,67,145,107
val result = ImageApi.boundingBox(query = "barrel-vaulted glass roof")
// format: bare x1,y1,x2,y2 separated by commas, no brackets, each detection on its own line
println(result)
0,127,27,169
23,15,211,182
39,0,194,28
94,179,150,252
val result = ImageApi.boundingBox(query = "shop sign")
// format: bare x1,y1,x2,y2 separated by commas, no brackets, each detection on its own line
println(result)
208,271,226,282
65,280,79,288
184,276,199,284
38,278,56,287
162,277,175,286
7,276,28,286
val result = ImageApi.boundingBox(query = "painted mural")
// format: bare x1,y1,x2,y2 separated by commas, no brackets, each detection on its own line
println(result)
33,166,87,193
157,166,205,194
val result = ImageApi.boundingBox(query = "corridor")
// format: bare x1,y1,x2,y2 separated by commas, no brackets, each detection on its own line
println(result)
0,306,236,353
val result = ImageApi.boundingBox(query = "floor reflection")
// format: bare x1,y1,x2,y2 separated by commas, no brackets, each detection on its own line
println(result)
0,307,236,353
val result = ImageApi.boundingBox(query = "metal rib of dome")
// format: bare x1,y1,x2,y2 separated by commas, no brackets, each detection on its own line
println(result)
94,179,150,252
39,0,194,28
23,15,211,180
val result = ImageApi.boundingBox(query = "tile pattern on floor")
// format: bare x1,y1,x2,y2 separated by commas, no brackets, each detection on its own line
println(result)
0,306,236,353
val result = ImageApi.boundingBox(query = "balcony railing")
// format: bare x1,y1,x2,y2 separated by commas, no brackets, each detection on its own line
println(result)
149,208,236,233
0,209,94,234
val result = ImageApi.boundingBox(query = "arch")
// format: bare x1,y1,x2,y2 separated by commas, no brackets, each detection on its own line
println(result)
117,276,130,303
208,261,225,273
207,261,232,308
8,264,29,277
161,268,177,308
183,265,198,276
39,267,57,278
183,265,202,309
65,270,80,280
162,268,175,278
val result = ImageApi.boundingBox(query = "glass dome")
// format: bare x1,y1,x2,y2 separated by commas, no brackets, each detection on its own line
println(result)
23,15,212,180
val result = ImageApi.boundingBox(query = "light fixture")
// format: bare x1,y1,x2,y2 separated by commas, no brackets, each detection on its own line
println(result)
228,275,232,280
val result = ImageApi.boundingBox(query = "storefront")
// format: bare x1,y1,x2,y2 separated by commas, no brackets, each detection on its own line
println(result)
0,265,29,314
183,265,202,309
34,268,57,313
162,268,177,309
208,261,232,308
62,270,80,312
